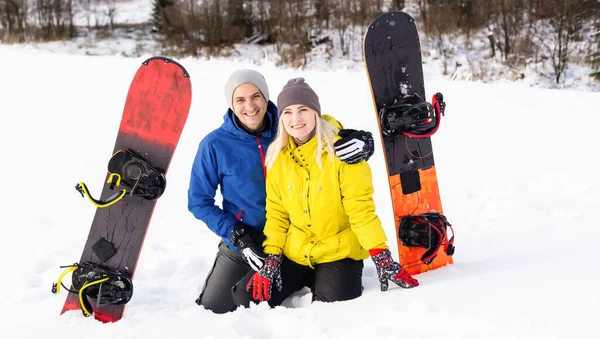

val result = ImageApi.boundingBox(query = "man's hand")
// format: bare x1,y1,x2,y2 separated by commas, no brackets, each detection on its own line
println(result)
230,223,267,271
334,129,375,164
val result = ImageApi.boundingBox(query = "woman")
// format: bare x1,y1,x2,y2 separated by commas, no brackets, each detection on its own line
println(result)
232,77,418,308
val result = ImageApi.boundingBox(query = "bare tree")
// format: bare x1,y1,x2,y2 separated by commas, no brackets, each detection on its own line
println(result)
0,0,28,42
488,0,525,61
591,42,600,79
315,0,331,29
104,0,117,31
226,0,251,42
417,0,428,32
333,0,352,56
584,0,600,79
425,1,461,75
31,0,75,41
390,0,405,10
533,0,587,84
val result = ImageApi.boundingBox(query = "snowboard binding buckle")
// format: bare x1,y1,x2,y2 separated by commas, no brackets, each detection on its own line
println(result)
52,262,133,317
379,93,445,138
75,149,167,208
107,149,166,201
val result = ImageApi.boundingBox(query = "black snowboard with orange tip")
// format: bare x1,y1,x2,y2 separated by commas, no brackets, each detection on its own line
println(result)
363,11,454,275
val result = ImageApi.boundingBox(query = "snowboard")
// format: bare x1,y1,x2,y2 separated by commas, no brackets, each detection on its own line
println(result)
60,57,192,322
363,11,453,275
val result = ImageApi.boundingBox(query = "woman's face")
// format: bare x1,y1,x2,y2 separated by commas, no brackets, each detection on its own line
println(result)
280,104,317,143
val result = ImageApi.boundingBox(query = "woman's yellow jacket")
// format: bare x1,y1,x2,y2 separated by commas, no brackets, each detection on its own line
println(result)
263,127,388,267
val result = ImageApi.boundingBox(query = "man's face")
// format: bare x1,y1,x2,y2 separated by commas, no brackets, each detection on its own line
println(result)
232,83,268,131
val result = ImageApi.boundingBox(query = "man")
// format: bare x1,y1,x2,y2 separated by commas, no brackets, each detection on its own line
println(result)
188,69,374,313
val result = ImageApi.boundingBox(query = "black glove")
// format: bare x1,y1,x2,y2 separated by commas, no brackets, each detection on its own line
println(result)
334,129,375,164
230,223,267,271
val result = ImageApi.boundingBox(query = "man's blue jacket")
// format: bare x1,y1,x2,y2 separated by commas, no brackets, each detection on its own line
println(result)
188,101,278,251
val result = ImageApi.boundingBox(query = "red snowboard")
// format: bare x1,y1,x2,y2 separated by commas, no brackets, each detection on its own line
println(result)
60,57,192,322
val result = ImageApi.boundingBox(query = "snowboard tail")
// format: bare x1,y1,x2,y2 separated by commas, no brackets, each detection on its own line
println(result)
60,57,192,322
363,11,453,275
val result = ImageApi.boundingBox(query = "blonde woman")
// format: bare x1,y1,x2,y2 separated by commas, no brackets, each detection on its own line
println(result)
232,78,418,308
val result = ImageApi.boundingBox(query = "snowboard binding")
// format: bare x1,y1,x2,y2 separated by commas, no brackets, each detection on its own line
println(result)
398,212,455,265
76,149,166,208
52,262,133,317
379,93,445,138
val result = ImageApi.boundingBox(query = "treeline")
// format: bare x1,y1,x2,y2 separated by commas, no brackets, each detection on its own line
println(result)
152,0,388,66
0,0,122,42
420,0,600,82
153,0,599,82
1,1,598,81
0,0,76,42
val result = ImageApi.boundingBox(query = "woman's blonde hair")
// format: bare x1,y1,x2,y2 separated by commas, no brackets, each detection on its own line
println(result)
265,110,339,170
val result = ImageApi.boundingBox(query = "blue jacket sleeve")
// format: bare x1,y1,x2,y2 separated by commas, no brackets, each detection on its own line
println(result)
187,138,237,239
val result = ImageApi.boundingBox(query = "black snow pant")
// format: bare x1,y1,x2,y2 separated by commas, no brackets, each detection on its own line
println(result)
232,256,364,309
195,241,253,314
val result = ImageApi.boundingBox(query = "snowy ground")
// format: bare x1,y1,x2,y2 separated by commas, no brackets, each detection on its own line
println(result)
1,45,599,338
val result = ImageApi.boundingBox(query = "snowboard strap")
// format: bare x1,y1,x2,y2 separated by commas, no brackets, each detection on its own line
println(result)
75,149,167,208
78,277,111,316
402,93,445,139
52,262,133,317
52,264,78,294
380,93,445,138
75,182,127,208
398,212,455,266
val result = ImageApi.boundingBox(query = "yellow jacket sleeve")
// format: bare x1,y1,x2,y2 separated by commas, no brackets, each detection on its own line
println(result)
339,160,388,251
263,168,290,255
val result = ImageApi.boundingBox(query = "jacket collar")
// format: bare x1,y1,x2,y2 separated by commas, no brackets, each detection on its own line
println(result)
286,135,330,168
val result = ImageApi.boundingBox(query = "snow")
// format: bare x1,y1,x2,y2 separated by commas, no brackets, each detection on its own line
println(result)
1,26,600,339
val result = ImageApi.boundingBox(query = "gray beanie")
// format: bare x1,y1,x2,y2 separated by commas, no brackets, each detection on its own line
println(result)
277,77,321,116
224,69,269,110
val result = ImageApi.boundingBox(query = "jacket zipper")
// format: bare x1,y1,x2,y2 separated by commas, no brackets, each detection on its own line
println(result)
235,209,244,221
257,136,266,179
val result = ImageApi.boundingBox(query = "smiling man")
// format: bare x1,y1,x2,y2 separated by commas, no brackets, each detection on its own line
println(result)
231,83,267,130
188,69,375,314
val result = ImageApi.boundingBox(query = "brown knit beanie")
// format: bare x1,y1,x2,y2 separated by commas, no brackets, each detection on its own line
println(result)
276,77,321,116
